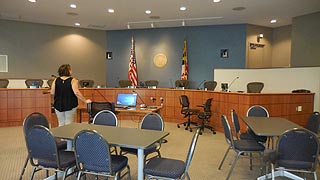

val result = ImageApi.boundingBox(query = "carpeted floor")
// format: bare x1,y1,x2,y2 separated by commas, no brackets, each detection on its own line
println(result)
0,120,317,180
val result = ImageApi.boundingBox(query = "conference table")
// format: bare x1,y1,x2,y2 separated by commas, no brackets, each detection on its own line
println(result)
241,116,303,180
50,123,169,180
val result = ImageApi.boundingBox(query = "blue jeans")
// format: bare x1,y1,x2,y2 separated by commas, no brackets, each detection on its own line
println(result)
55,108,76,127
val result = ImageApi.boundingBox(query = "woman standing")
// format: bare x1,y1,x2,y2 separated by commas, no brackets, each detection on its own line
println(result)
51,64,91,126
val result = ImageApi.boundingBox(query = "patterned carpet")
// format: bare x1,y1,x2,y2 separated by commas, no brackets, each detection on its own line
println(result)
0,120,317,180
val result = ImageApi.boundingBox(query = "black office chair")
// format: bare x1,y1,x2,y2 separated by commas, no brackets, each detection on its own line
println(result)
305,111,320,134
231,109,255,140
118,79,132,87
74,129,131,180
26,125,76,180
177,95,200,131
25,79,44,88
19,112,67,180
144,128,201,180
145,80,159,87
79,79,94,88
120,112,164,162
203,81,217,90
268,128,319,180
47,79,54,88
175,80,190,89
192,98,216,134
87,102,115,123
0,79,9,88
247,82,264,93
218,115,265,180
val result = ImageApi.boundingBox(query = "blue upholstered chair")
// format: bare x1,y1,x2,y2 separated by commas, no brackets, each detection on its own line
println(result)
87,102,115,124
20,112,67,179
231,109,255,140
26,125,76,180
120,112,164,161
305,111,320,134
73,129,130,180
144,128,201,180
246,105,269,144
218,115,265,180
269,128,319,179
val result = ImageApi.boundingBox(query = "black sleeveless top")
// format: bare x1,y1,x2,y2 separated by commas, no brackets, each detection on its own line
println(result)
53,77,78,112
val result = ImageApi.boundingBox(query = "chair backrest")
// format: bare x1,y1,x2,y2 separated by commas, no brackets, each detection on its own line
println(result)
79,79,94,88
87,102,115,119
118,80,132,88
0,79,9,88
203,98,212,113
231,109,241,139
23,112,50,139
175,80,189,89
305,111,320,134
47,79,54,88
145,80,159,87
179,95,190,113
140,112,164,131
26,125,58,167
184,128,201,172
247,82,264,93
204,81,217,90
277,128,319,171
25,79,44,88
74,129,113,173
221,115,235,147
93,110,118,127
246,105,269,117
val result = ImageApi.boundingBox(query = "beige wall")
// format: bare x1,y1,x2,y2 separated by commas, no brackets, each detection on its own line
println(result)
271,25,291,67
0,20,106,86
291,11,320,67
246,24,273,68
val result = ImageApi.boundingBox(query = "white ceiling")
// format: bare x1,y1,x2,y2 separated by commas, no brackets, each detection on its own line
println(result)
0,0,319,30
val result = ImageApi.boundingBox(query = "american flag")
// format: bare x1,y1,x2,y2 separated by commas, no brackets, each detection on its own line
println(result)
181,38,188,80
128,36,138,86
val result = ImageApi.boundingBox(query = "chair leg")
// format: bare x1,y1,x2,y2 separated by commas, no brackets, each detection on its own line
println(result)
19,156,29,180
218,146,231,170
30,167,37,180
226,153,241,180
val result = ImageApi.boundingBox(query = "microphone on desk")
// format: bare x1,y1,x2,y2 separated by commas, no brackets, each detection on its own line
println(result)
196,80,206,90
132,90,147,108
228,77,239,92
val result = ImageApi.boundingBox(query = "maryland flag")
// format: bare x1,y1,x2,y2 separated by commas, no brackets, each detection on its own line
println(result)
128,36,138,86
181,38,188,80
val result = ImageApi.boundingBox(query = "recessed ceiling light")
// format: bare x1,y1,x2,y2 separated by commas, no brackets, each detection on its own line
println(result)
70,4,77,8
108,9,115,13
28,0,36,3
213,0,221,3
180,6,187,11
270,19,277,24
145,10,152,14
75,22,80,26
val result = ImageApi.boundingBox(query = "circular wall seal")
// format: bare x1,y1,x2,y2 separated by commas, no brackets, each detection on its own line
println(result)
153,53,167,68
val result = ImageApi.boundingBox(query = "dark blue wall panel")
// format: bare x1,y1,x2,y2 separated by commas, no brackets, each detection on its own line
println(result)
106,24,246,88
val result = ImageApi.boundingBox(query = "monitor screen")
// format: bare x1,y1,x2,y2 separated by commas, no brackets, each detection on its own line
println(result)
116,93,137,107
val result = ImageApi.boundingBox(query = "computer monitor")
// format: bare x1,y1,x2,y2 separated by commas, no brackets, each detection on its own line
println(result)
116,93,137,107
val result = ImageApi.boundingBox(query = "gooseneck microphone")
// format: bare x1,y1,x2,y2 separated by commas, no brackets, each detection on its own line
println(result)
228,77,239,92
196,80,206,90
132,90,147,108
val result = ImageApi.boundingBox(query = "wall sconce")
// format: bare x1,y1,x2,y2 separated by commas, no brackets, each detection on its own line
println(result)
257,33,263,43
151,22,154,28
182,20,185,26
127,23,130,29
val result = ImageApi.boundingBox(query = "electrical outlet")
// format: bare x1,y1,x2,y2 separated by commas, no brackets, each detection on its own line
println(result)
297,106,302,112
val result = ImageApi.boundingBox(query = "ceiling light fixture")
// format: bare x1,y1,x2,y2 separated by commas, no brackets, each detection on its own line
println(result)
28,0,36,2
213,0,221,3
70,4,77,8
270,19,277,24
75,22,81,26
145,10,152,14
108,9,115,13
180,6,187,11
257,33,263,43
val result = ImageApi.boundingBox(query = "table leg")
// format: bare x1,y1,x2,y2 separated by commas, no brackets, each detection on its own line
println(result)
137,149,145,180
